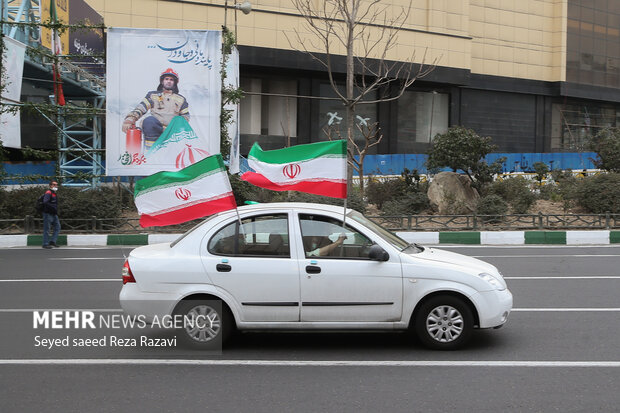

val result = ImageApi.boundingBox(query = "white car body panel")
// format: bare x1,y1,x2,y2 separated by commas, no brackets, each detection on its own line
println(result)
120,202,513,334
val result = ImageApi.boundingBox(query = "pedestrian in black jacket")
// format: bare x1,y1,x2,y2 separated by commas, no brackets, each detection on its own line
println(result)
42,181,60,248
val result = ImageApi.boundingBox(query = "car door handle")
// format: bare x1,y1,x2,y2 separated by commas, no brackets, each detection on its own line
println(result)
216,264,231,272
306,265,321,274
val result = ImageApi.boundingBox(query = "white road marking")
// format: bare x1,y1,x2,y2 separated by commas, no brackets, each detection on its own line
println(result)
0,309,123,313
0,359,620,367
473,255,620,258
48,258,123,261
444,245,620,249
512,308,620,312
505,276,620,280
1,308,620,313
0,279,117,282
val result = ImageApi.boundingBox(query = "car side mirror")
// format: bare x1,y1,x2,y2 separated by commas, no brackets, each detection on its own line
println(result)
368,244,389,261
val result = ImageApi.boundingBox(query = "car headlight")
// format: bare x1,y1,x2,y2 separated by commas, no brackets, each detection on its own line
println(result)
478,272,506,291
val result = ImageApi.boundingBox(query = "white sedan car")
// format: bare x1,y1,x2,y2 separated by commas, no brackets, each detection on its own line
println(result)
120,202,512,350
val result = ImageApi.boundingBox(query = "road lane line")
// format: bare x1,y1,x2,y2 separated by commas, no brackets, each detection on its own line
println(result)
1,359,620,367
505,276,620,280
0,309,123,313
2,308,620,313
511,308,620,312
473,255,620,258
0,279,118,282
48,258,124,261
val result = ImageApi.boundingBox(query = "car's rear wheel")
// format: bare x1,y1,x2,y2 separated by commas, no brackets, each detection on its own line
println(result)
414,295,474,350
174,299,232,350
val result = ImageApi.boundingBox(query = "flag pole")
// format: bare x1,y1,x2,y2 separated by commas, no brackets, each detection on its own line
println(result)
234,206,244,230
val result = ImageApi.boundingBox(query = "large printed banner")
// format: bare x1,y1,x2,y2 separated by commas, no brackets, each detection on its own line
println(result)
106,28,222,176
0,37,26,149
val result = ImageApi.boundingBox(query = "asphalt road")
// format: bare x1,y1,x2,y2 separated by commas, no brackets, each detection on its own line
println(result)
1,245,620,412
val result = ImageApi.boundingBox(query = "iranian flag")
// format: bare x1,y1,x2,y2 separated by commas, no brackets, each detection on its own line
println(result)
241,140,347,199
135,154,236,227
50,0,65,106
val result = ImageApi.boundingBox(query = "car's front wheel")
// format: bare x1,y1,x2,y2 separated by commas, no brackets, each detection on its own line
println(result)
173,299,232,350
414,295,474,350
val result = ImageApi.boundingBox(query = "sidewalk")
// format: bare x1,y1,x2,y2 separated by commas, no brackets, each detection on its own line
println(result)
1,230,619,247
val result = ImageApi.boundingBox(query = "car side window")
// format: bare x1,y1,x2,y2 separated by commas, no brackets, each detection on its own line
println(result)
299,214,372,259
208,214,290,257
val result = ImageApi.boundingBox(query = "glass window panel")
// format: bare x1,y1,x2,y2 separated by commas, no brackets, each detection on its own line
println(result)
208,214,290,257
299,214,372,259
317,83,378,152
239,77,298,138
397,90,449,150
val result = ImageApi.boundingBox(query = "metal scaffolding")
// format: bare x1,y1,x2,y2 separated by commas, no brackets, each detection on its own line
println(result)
2,0,106,187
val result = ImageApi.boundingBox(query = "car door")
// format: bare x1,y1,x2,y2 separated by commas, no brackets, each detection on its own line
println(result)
201,212,301,322
297,213,403,322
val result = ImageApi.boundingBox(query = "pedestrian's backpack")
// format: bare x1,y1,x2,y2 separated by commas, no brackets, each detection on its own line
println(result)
35,194,45,213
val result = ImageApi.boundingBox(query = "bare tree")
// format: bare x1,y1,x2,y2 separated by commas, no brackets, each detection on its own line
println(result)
288,0,436,193
324,116,382,195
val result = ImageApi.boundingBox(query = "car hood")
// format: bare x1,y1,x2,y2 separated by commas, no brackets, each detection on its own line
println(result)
409,247,499,275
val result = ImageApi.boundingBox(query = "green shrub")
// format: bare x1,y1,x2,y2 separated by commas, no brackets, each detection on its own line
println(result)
588,128,620,172
476,194,508,222
555,173,580,211
489,177,536,214
0,186,123,219
538,184,562,202
574,173,620,213
380,192,430,215
60,187,123,219
426,126,505,191
365,177,407,209
0,186,44,219
532,162,550,183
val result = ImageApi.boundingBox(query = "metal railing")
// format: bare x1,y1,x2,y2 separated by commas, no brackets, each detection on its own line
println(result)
1,213,619,235
367,212,620,231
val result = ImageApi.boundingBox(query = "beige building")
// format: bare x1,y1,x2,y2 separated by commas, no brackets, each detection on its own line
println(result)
18,0,620,155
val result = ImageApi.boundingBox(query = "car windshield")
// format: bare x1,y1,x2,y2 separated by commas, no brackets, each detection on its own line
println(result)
348,210,421,252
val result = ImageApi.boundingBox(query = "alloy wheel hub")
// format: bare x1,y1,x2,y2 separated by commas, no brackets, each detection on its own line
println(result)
426,305,464,343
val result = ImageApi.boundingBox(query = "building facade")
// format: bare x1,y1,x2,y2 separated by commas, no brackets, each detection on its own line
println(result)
41,0,620,155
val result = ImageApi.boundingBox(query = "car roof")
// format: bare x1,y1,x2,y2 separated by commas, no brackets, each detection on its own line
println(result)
223,202,351,217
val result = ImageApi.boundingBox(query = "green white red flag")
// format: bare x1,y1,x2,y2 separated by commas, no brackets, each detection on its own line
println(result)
241,140,347,199
134,154,236,227
50,0,65,106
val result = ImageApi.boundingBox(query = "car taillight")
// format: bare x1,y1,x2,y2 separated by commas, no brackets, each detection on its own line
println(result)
122,260,136,285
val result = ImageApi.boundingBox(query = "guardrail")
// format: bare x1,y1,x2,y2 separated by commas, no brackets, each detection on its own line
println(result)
1,213,618,235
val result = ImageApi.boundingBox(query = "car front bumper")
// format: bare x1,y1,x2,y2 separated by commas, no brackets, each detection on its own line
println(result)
474,288,513,329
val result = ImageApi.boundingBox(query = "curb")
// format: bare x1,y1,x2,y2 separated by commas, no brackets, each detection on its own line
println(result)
397,230,620,245
0,231,619,247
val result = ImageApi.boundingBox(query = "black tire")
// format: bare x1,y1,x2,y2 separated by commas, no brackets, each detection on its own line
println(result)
173,299,233,350
414,295,474,350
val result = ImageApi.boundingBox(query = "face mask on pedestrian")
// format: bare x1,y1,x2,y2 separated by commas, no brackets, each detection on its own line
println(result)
51,187,58,192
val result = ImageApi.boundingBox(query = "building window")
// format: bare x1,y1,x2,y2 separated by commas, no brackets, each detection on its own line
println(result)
551,102,620,150
396,90,449,151
239,77,297,141
317,83,378,153
567,0,620,87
